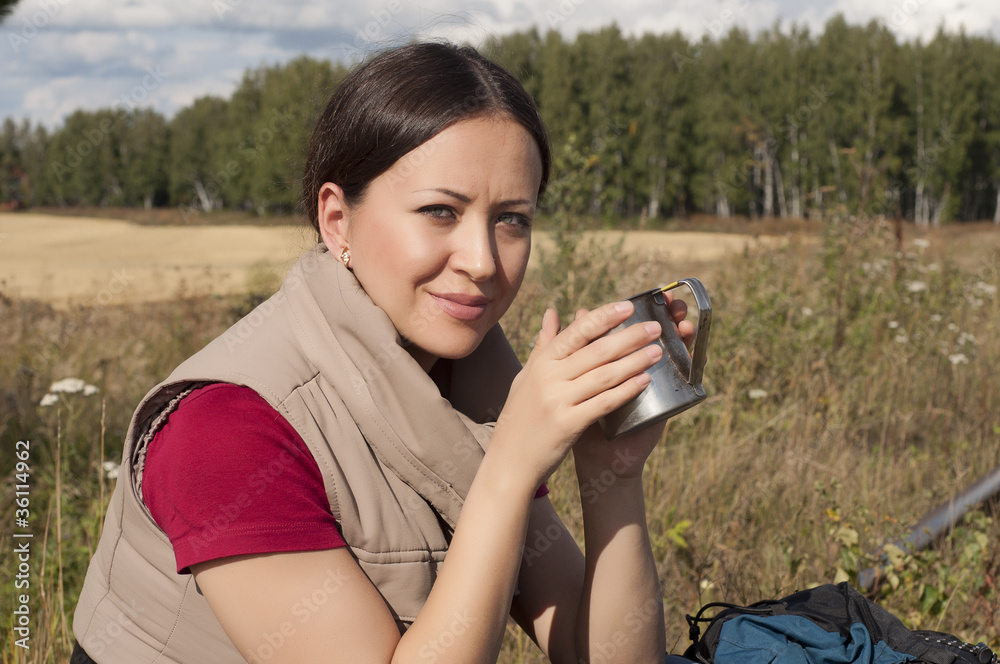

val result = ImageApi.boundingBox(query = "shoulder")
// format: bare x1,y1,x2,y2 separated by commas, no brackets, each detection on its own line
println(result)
142,383,344,573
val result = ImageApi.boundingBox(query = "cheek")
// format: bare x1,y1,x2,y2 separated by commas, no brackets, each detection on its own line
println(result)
498,242,531,289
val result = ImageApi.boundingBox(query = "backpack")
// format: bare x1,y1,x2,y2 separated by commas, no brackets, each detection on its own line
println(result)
684,582,996,664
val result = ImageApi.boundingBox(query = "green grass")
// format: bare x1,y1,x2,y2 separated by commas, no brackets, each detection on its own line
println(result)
2,218,999,663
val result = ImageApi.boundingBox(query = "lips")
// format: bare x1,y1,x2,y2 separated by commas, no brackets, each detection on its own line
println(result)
430,292,491,321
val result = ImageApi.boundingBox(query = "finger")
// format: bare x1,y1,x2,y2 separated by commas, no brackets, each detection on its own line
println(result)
535,308,561,351
549,301,634,359
677,319,697,349
667,296,688,326
572,357,658,423
574,308,589,321
562,319,661,379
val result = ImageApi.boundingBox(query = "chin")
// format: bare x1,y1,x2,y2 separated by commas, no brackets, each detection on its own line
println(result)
426,330,488,361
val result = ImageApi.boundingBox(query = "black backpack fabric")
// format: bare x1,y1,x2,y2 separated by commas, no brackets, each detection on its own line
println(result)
684,582,996,664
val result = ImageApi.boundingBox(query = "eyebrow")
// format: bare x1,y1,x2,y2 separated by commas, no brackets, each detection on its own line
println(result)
416,188,535,209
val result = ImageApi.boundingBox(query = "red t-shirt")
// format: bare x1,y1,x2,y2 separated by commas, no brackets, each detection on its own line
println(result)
142,383,546,574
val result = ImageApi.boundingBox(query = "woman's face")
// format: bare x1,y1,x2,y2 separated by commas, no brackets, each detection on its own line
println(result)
318,117,543,371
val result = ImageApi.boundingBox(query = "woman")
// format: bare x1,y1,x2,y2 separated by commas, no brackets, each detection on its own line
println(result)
71,42,693,664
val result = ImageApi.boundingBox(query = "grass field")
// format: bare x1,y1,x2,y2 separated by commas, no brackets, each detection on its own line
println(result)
1,210,999,662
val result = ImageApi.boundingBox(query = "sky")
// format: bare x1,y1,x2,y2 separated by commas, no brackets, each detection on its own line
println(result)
3,0,1000,129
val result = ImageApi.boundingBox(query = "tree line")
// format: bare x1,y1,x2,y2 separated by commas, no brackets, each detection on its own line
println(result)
3,16,1000,224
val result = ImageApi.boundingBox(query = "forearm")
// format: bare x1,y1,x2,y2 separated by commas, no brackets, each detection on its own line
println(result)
392,445,538,664
573,458,665,664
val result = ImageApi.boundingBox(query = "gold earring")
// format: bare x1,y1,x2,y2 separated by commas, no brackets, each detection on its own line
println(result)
340,248,351,267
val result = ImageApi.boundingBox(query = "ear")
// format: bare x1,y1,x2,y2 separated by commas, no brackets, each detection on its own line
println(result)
317,182,350,254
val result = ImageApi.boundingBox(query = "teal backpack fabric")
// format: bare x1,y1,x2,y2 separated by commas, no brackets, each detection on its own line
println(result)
685,582,996,664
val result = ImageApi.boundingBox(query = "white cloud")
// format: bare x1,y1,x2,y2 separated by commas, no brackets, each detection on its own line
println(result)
4,0,1000,128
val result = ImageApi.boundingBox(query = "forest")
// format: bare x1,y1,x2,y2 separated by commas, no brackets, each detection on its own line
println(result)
2,16,1000,225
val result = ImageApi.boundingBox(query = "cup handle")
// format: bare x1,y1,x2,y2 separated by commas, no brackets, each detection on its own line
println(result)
664,278,712,385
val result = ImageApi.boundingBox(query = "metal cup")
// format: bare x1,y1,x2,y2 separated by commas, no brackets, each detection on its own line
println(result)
598,278,713,439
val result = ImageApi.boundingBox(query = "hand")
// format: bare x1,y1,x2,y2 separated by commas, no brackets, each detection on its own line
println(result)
572,291,695,480
491,301,663,487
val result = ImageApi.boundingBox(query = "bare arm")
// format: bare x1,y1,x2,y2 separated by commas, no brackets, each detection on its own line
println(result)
192,301,663,664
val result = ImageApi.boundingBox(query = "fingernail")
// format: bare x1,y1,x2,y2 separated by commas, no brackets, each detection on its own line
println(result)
634,372,651,387
643,321,661,336
615,301,632,314
644,344,662,361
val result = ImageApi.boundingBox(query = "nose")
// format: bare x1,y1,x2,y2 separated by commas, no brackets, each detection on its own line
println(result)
451,219,497,283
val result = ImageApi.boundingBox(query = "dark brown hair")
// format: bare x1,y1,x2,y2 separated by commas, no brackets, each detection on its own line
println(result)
301,42,551,233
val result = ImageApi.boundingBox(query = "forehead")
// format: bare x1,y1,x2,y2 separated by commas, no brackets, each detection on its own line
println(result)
380,117,544,196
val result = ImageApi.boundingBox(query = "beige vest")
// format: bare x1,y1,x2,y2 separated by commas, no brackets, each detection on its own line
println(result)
73,245,521,663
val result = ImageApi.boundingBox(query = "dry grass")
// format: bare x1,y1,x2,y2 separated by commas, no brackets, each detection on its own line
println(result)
1,220,999,663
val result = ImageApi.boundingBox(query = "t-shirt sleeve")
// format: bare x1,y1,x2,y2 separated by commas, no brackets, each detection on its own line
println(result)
142,383,346,574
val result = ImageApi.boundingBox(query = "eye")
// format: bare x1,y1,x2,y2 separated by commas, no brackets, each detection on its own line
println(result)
417,205,456,220
496,212,532,229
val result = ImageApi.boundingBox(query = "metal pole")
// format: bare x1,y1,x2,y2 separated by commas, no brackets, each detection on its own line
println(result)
858,466,1000,591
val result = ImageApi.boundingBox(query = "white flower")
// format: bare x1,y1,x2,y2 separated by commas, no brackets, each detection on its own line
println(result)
895,334,909,344
958,332,977,346
83,384,100,396
947,323,959,332
102,461,120,480
888,321,900,329
973,281,997,297
49,378,86,393
906,280,927,293
966,295,984,308
930,314,942,323
948,353,969,365
927,263,940,272
39,393,59,407
748,389,768,400
913,238,930,249
800,307,813,317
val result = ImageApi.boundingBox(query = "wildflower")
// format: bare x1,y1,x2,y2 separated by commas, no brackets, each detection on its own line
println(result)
948,353,969,365
972,281,997,298
957,332,977,346
888,321,899,329
947,323,959,332
894,334,909,344
49,377,86,393
913,238,930,249
103,461,120,480
800,307,813,317
966,295,984,308
40,393,59,407
927,263,940,272
930,314,942,323
748,389,768,400
906,280,927,293
83,384,100,396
